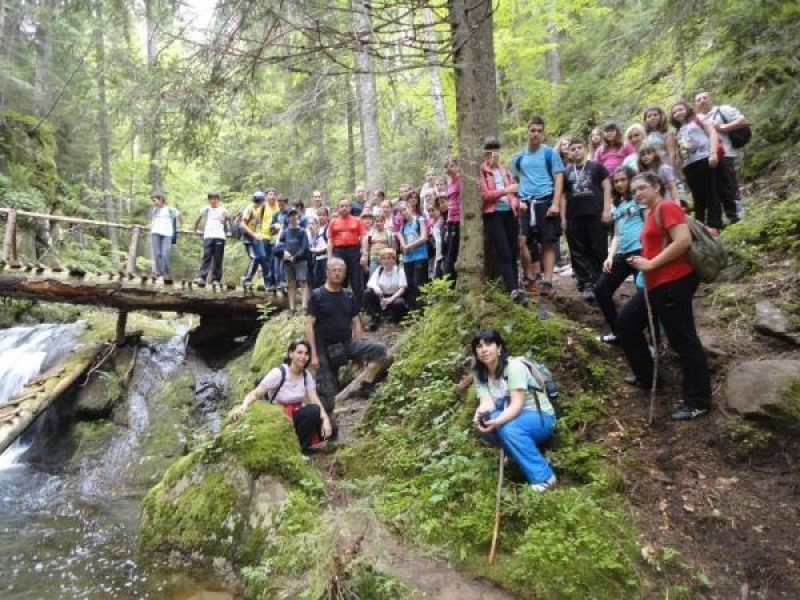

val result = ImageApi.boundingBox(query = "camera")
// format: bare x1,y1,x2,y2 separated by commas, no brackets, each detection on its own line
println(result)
477,410,492,427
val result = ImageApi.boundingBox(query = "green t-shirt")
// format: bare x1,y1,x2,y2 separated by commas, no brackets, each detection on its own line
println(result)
474,358,555,415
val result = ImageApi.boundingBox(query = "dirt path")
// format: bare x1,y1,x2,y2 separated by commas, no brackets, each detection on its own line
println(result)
549,268,800,598
311,328,515,600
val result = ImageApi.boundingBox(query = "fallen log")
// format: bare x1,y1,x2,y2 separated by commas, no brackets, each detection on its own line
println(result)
0,342,105,455
334,338,403,404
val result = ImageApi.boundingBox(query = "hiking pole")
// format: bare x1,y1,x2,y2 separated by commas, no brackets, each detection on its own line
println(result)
488,447,505,564
643,286,659,425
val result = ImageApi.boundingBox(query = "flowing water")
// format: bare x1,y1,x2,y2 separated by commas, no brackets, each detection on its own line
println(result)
0,323,235,600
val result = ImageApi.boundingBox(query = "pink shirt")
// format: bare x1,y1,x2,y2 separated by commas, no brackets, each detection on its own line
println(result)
594,143,635,174
447,176,461,223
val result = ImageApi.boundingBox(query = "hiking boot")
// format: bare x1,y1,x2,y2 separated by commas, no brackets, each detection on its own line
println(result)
510,289,525,304
356,381,377,397
598,333,618,345
530,474,557,493
671,405,709,421
539,281,555,297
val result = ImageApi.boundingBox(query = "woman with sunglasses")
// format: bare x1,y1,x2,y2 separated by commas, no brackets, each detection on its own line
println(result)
230,340,336,452
594,166,642,345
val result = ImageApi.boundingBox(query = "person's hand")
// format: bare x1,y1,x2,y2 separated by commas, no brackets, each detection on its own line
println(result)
321,415,333,439
360,254,367,266
253,233,262,242
519,202,529,213
602,208,613,224
546,204,560,218
476,418,496,433
284,250,292,260
310,355,320,370
561,217,567,231
603,257,613,273
627,255,654,272
506,183,519,194
708,154,719,168
229,403,247,421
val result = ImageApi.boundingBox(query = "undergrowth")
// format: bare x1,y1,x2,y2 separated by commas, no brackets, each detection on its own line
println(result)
338,283,640,599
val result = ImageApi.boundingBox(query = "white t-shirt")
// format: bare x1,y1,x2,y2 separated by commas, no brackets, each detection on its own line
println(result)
367,264,407,295
201,206,228,240
702,105,743,157
151,206,178,236
259,366,315,405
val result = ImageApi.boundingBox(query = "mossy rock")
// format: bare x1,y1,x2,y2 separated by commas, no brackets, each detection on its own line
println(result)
251,312,307,373
139,402,321,567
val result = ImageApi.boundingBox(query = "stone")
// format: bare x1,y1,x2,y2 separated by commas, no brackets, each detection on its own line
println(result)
725,359,800,416
754,301,800,345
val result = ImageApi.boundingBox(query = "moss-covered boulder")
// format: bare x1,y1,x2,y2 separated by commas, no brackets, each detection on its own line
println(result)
139,402,322,568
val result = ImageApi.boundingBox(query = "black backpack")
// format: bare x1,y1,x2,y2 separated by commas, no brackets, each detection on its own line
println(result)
253,364,308,402
715,108,752,149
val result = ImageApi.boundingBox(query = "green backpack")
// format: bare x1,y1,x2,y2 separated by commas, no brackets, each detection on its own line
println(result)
655,205,728,283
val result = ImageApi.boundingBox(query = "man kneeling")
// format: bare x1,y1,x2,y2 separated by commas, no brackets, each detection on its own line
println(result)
363,248,408,330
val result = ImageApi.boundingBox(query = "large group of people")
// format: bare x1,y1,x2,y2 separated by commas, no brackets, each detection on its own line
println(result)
180,88,747,490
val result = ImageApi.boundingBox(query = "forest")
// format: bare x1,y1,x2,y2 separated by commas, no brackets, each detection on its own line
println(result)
1,0,798,270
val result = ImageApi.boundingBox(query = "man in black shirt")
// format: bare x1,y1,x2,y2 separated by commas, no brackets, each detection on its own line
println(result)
564,138,613,300
306,257,387,414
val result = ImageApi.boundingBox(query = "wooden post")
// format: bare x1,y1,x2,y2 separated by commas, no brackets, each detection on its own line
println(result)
116,310,128,345
2,209,18,265
126,225,140,275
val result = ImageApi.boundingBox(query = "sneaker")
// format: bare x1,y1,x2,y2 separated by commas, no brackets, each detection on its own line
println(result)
539,281,555,297
581,287,595,302
356,381,376,397
530,474,557,493
525,279,539,293
241,276,252,285
671,406,709,421
510,289,525,304
193,277,206,285
598,333,618,345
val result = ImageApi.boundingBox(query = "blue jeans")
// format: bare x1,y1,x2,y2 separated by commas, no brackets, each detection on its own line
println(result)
151,233,172,276
484,408,556,484
245,239,272,285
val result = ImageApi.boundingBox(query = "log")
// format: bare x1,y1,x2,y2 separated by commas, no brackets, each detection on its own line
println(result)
334,338,403,404
0,342,106,455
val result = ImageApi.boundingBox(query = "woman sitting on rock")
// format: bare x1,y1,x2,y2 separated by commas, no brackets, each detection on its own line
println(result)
471,328,557,492
230,340,335,451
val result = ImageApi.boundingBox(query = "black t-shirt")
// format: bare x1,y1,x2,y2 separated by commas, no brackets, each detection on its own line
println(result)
308,286,359,345
564,161,608,219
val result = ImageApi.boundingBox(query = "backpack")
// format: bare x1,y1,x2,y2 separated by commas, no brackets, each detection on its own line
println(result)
512,147,555,185
504,356,559,423
253,364,308,402
231,203,258,241
654,205,728,283
715,108,752,149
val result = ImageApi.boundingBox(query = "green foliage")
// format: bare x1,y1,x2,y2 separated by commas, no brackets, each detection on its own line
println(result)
0,110,59,206
721,191,800,257
763,378,800,436
338,287,640,596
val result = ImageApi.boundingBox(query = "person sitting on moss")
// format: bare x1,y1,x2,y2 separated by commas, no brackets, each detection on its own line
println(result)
229,339,335,452
471,328,557,492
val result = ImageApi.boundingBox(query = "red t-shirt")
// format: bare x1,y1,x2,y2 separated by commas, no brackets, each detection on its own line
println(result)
328,215,366,247
640,200,693,290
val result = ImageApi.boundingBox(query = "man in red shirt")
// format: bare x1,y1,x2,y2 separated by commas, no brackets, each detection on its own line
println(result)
327,199,369,305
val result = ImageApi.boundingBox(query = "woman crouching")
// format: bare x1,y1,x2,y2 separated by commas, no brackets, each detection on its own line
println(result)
471,328,557,492
230,340,336,452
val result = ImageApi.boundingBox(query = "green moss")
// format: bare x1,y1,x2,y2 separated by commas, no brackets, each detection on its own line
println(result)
79,309,184,342
763,378,800,435
338,286,639,598
250,312,307,373
0,109,58,207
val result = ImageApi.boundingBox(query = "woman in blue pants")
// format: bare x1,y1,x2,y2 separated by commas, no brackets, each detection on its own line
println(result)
471,328,557,492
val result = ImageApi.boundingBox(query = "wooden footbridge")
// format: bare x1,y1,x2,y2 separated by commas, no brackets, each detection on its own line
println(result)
0,207,290,343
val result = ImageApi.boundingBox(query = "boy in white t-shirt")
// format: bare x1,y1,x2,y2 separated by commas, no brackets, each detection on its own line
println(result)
193,192,229,283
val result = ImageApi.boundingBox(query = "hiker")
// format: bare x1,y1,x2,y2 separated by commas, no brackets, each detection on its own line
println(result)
442,156,461,280
479,136,520,297
616,172,712,421
563,137,613,301
240,191,272,288
510,115,566,297
670,100,722,232
279,207,311,314
193,192,229,284
305,257,387,414
395,200,430,311
309,207,329,289
593,122,635,174
695,90,749,224
148,191,180,279
594,166,642,345
471,328,557,493
642,105,677,167
327,198,368,306
363,248,408,330
229,340,336,453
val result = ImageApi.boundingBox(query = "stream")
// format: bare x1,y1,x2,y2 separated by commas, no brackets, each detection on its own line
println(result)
0,323,235,600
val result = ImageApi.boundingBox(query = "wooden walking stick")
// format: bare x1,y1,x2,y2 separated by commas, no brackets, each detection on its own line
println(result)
643,285,660,425
488,447,505,564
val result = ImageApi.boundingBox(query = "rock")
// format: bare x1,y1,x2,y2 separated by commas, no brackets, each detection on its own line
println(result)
754,301,800,345
725,359,800,416
73,347,136,419
139,402,321,568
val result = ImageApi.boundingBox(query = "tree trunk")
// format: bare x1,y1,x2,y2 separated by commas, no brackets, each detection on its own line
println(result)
352,0,383,192
422,7,448,154
94,7,119,268
449,0,498,291
346,76,357,192
545,15,560,108
145,0,163,192
34,0,53,116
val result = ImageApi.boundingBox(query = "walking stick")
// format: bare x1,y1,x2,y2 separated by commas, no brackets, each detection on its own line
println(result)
643,285,659,425
488,447,505,564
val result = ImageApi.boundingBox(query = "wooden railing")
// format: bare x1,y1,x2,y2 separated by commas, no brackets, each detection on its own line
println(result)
0,207,205,274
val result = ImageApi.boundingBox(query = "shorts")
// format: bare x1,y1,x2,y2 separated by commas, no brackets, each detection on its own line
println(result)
284,259,308,282
533,201,562,244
